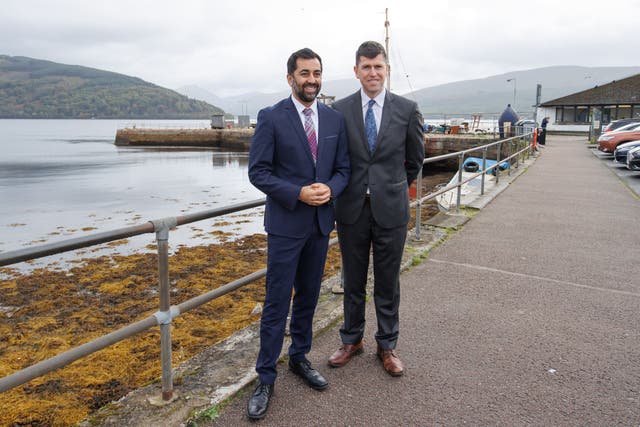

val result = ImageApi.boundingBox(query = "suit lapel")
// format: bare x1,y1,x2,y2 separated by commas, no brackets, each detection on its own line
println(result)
317,103,328,165
376,91,394,153
284,97,316,166
347,91,371,157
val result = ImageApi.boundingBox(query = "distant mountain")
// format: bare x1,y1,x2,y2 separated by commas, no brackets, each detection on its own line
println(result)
176,79,361,118
408,66,640,118
180,66,640,120
0,55,224,119
176,84,225,107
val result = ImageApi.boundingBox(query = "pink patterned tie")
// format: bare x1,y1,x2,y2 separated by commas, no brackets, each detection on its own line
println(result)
303,108,318,160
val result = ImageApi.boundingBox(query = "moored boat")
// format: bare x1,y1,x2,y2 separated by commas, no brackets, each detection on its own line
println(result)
436,157,509,211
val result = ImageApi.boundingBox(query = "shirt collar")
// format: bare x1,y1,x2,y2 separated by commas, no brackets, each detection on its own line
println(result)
291,95,318,116
361,87,386,108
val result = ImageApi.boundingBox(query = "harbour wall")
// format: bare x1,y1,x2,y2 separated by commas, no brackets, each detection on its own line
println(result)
114,128,253,150
114,129,504,168
425,134,502,168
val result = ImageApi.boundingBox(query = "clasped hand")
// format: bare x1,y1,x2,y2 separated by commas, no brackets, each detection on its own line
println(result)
299,183,331,206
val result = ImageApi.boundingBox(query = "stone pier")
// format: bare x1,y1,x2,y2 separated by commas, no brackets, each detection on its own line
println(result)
114,128,253,151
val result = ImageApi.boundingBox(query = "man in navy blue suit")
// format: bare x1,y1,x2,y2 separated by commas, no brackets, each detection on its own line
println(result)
246,47,350,420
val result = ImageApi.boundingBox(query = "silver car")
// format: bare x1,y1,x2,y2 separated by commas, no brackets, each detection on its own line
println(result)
626,145,640,171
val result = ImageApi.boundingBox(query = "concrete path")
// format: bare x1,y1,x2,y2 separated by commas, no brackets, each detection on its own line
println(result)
206,135,640,426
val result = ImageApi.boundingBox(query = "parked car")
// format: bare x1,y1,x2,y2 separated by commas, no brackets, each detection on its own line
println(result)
613,140,640,163
608,122,640,133
627,146,640,171
602,118,640,133
597,129,640,153
514,119,538,135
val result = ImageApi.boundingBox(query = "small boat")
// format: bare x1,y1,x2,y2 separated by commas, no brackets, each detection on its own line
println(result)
436,157,509,212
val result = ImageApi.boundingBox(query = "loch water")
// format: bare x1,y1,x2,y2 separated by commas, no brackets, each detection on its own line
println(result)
0,119,264,269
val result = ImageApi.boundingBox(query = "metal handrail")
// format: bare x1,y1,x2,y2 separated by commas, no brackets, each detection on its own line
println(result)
0,129,534,399
0,198,266,396
0,199,266,267
412,131,534,239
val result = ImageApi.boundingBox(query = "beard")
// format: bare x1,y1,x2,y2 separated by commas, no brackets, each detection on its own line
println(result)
292,79,321,103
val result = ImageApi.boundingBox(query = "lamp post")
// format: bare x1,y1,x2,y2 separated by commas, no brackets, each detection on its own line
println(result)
507,78,517,108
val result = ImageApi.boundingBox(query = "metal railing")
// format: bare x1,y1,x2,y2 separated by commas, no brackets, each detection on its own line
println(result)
0,130,534,400
0,199,266,399
412,131,534,240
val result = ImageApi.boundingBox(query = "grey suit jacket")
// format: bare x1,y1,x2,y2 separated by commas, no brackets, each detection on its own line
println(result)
333,90,425,228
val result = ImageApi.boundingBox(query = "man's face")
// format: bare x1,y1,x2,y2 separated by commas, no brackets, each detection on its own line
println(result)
287,57,322,106
354,54,388,99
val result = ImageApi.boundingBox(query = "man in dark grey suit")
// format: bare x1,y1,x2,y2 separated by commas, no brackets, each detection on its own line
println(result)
328,41,424,376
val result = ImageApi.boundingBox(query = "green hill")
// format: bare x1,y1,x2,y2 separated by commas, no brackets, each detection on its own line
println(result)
0,55,224,119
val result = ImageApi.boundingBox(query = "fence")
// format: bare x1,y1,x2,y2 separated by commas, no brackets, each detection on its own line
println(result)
0,130,534,401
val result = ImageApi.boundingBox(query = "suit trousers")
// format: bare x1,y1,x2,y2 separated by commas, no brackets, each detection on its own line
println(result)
337,199,407,349
256,220,329,384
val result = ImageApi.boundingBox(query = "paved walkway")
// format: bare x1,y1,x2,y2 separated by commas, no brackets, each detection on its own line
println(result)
206,135,640,426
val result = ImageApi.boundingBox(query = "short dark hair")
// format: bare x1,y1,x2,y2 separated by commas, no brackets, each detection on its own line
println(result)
355,41,387,65
287,48,323,75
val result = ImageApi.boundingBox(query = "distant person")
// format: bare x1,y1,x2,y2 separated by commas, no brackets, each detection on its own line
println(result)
328,41,425,377
246,47,350,420
539,116,549,145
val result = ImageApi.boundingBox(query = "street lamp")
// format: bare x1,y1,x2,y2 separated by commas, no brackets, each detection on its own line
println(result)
507,78,517,108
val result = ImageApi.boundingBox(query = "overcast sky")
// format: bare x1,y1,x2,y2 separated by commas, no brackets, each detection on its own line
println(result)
2,0,639,97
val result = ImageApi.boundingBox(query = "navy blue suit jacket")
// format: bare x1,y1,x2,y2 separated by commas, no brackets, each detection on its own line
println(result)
249,97,350,238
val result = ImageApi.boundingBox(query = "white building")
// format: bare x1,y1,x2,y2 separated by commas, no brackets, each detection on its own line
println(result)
536,73,640,134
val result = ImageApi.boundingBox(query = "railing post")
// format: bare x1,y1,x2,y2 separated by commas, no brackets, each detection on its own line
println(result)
481,147,487,195
495,142,502,185
508,139,514,176
151,217,178,402
414,167,423,240
456,152,464,213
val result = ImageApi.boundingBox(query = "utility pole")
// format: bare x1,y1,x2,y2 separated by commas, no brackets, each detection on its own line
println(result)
385,8,390,92
534,84,541,124
507,78,517,108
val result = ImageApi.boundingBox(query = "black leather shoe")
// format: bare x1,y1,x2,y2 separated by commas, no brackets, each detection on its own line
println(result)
288,359,328,390
247,382,273,420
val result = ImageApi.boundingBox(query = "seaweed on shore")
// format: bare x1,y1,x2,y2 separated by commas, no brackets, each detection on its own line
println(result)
0,235,273,426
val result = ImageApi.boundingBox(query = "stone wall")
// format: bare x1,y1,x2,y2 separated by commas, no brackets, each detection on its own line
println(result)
114,128,253,151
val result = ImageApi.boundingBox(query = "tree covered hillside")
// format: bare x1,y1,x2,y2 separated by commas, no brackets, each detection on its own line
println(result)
0,55,224,119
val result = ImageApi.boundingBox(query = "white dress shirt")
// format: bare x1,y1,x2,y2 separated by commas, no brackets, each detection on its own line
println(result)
361,87,385,133
291,95,319,137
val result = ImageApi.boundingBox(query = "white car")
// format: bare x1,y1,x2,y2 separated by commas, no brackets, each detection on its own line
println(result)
610,122,640,133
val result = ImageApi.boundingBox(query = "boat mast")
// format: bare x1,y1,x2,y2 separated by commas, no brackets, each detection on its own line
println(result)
385,8,390,91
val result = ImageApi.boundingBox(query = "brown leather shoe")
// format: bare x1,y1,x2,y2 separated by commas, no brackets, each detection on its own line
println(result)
377,346,404,377
328,341,364,367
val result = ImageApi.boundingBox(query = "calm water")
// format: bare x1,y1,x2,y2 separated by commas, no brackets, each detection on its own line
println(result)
0,119,264,270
